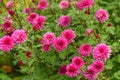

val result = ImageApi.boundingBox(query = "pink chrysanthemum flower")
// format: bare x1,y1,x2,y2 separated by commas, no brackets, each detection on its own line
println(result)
86,29,93,36
90,61,104,73
42,44,51,52
60,29,76,43
58,15,71,28
84,67,98,80
95,9,109,23
59,1,69,9
2,21,14,34
38,0,49,10
11,30,27,44
59,65,67,75
82,0,94,8
78,44,92,57
76,1,85,10
66,64,78,77
6,0,14,9
0,36,14,52
32,16,46,30
93,43,111,61
54,37,68,51
72,56,84,69
27,12,38,24
42,32,56,45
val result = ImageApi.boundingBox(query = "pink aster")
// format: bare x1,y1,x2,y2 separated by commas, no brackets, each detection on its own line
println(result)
6,0,14,9
1,21,14,34
32,16,46,30
27,12,39,24
76,1,85,10
84,67,98,80
82,0,94,8
72,56,84,69
78,44,92,57
42,32,56,45
95,9,109,23
59,65,67,75
38,0,49,10
85,29,93,36
58,15,71,28
59,1,69,9
53,37,68,51
93,43,111,61
11,30,27,44
42,44,51,52
60,29,76,43
66,64,78,77
90,61,104,73
0,35,14,52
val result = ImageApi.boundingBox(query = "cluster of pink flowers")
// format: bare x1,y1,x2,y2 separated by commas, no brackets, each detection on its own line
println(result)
0,29,27,52
27,12,46,30
59,56,84,77
76,0,94,10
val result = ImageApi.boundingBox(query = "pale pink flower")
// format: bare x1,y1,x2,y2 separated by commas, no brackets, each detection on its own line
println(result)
60,29,76,43
90,61,104,73
66,64,78,77
58,15,71,28
72,56,84,69
32,16,46,30
27,12,38,24
86,29,93,36
6,0,14,9
0,35,14,52
59,1,69,9
59,65,67,75
95,9,109,23
11,30,27,44
42,32,56,45
78,44,92,57
53,37,68,51
93,43,111,61
38,0,49,10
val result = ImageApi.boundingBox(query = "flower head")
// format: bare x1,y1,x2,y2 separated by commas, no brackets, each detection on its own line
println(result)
59,65,67,75
42,44,51,52
11,30,27,44
86,29,93,36
58,15,71,28
26,51,32,58
95,9,109,23
78,44,92,57
72,56,84,69
93,43,111,61
82,0,94,8
60,29,76,43
66,64,78,77
54,37,68,51
59,1,69,9
6,1,14,9
0,35,14,52
27,12,38,24
38,0,49,10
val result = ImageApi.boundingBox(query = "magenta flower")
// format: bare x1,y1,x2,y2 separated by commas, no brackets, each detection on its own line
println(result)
60,29,76,43
38,0,49,10
66,64,78,77
11,30,27,44
59,1,69,9
6,1,14,9
0,36,14,52
58,15,71,28
59,65,67,75
82,0,94,8
84,67,98,80
32,16,46,30
76,1,85,10
85,29,93,36
95,9,109,23
2,21,14,34
27,12,38,24
72,56,84,69
23,7,32,14
53,37,68,51
90,61,104,73
42,44,51,52
93,43,111,61
42,32,56,45
78,44,92,57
